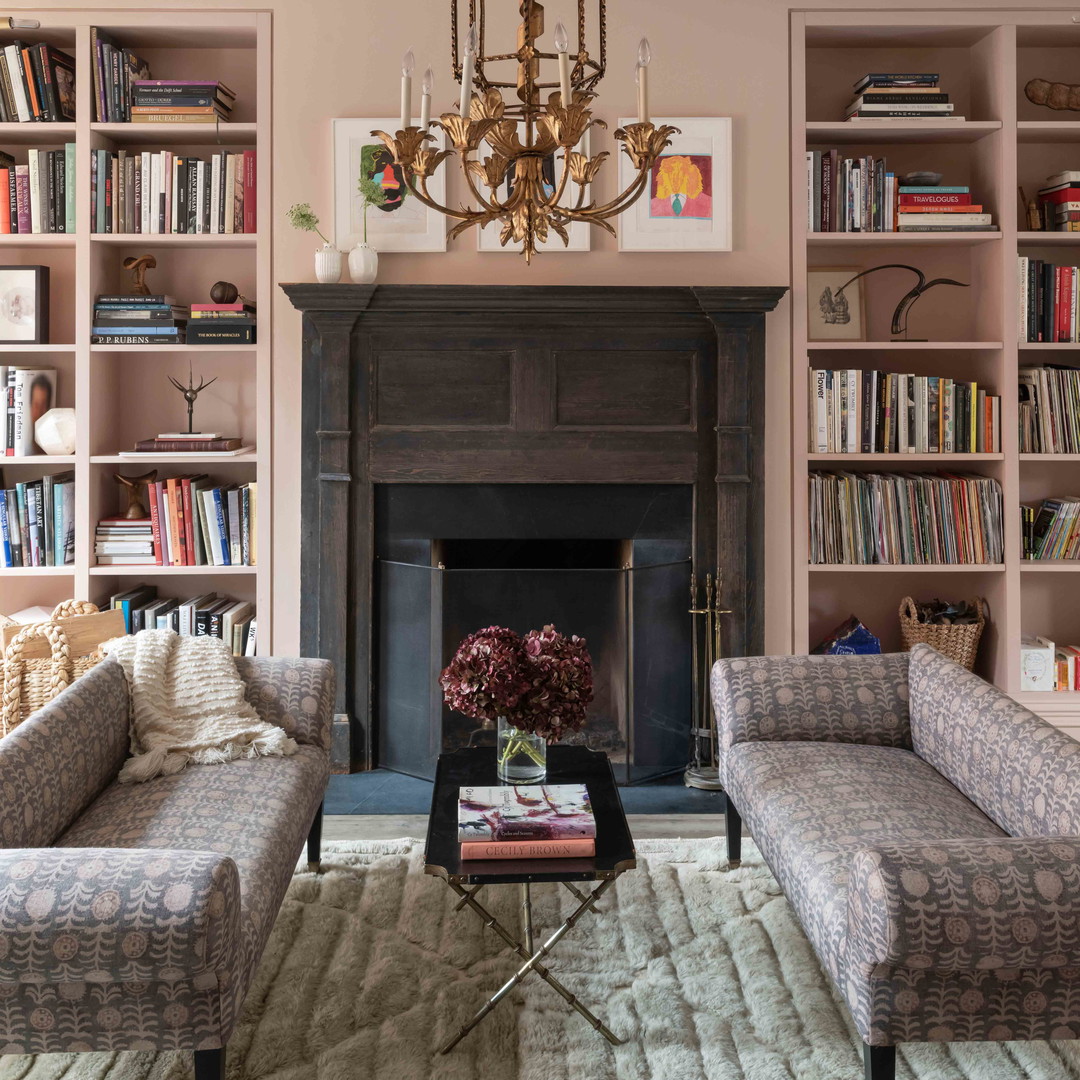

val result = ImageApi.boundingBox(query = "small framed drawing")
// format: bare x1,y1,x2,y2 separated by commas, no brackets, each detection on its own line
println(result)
332,118,447,253
807,266,865,342
0,265,48,343
616,117,731,252
478,130,591,252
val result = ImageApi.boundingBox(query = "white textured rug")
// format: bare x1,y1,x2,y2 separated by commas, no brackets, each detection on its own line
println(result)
3,839,1080,1080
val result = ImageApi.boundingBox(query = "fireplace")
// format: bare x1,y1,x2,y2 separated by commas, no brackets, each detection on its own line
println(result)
282,284,786,773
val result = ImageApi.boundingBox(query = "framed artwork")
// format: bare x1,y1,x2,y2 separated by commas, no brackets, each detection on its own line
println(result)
807,266,865,342
616,117,731,252
478,130,590,252
0,265,48,343
332,118,447,253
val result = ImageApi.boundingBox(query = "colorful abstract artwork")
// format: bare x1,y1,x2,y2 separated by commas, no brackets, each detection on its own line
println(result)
618,118,731,251
332,118,447,252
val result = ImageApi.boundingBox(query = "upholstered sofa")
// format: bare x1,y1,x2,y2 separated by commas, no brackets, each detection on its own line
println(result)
712,644,1080,1080
0,655,334,1080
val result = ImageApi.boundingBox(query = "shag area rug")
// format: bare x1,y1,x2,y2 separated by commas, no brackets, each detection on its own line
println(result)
3,839,1080,1080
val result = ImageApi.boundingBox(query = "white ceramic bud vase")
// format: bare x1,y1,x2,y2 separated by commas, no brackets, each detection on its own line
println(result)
314,243,341,284
348,242,379,284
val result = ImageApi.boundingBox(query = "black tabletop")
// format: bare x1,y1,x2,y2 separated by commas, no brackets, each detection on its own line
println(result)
424,746,637,885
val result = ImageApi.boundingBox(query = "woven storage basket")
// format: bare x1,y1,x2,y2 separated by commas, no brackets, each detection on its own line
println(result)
1,601,113,737
898,596,986,671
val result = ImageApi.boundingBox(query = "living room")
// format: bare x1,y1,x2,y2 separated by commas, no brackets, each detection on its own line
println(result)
1,2,1080,1079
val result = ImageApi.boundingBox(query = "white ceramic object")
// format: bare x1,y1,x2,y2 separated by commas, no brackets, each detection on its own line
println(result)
34,407,76,455
348,242,379,284
314,243,342,284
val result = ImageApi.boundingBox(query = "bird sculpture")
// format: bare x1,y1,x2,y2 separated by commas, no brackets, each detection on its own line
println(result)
834,263,969,341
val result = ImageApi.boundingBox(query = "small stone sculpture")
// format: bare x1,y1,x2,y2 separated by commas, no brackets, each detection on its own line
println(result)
1026,78,1080,112
33,407,76,455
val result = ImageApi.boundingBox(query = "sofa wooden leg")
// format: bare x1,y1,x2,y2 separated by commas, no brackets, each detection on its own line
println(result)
194,1047,225,1080
725,796,742,868
863,1043,896,1080
307,800,324,871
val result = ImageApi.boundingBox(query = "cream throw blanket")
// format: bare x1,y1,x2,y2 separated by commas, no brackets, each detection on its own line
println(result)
103,629,297,783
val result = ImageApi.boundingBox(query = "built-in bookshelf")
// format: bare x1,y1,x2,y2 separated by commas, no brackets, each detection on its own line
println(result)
0,11,271,648
791,11,1080,734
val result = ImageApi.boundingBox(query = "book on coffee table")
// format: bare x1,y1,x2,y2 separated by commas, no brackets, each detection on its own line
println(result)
458,783,596,848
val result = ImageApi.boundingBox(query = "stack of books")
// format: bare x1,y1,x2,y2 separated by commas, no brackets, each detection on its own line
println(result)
0,146,75,233
457,784,596,861
188,302,256,345
1020,636,1080,692
91,28,149,122
91,149,256,234
1,367,57,455
1019,366,1080,453
121,432,250,458
0,41,76,122
91,294,188,346
131,80,235,124
0,469,74,568
808,471,1004,565
1036,172,1080,233
1021,498,1080,561
109,584,256,654
845,73,959,122
897,183,993,233
95,516,155,565
809,368,1001,454
1017,258,1080,341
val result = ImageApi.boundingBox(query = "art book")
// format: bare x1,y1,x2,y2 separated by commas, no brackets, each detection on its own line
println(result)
457,784,595,842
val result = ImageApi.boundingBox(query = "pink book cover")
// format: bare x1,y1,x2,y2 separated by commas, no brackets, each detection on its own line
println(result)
14,165,30,234
457,784,595,842
242,150,256,234
460,838,596,861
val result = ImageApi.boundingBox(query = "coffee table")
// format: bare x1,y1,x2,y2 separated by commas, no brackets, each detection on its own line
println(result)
424,745,636,1054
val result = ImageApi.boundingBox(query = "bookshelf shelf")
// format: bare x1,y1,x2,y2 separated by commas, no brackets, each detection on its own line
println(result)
0,12,272,649
793,12,1080,724
1020,561,1080,572
807,564,1006,573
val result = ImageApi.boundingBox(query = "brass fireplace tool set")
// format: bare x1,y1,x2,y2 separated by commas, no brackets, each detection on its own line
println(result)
685,570,730,791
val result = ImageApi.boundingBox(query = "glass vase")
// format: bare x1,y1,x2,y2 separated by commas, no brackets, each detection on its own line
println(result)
496,715,547,784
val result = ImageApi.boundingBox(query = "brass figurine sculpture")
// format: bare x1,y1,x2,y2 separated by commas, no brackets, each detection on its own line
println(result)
113,469,157,519
834,263,969,341
121,254,157,296
168,362,218,435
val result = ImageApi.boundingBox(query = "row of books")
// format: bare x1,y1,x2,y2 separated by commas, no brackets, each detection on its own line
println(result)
92,294,187,345
1020,637,1080,692
1021,498,1080,561
91,28,148,123
844,73,962,122
109,584,256,656
2,367,57,457
1017,258,1080,342
91,149,257,234
808,471,1005,565
0,41,75,122
1019,366,1080,454
457,784,596,861
1035,173,1080,233
97,476,257,567
0,147,75,233
0,469,74,568
809,369,1001,455
806,153,991,232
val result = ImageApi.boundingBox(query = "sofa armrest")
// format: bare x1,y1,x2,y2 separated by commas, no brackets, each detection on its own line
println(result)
0,848,240,986
710,654,912,759
848,837,1080,973
235,656,335,751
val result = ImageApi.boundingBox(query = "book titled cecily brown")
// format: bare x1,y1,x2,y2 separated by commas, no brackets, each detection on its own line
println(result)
460,838,595,861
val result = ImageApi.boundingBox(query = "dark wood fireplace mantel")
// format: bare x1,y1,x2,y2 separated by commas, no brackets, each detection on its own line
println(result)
282,284,785,770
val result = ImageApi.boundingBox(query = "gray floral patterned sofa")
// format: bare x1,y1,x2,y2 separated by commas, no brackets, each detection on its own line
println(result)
0,655,334,1080
712,643,1080,1080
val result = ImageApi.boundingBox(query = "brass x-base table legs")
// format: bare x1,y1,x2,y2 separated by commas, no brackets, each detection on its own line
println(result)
440,875,626,1054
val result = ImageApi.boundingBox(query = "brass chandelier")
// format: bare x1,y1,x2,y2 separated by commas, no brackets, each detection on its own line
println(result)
375,0,679,262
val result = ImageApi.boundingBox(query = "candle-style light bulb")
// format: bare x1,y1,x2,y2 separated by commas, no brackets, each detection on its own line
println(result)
420,66,434,129
422,66,434,94
636,37,651,124
466,21,479,54
460,22,477,115
638,37,651,67
400,47,415,129
553,18,572,106
553,20,569,53
402,49,415,77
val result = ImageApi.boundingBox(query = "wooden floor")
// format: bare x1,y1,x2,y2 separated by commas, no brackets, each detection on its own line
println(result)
325,814,726,842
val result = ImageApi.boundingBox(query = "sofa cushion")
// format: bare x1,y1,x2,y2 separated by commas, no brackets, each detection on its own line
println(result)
909,643,1080,837
55,746,328,1007
724,740,1005,984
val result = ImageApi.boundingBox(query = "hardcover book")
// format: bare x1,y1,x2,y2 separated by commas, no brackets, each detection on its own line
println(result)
460,839,596,860
457,784,595,842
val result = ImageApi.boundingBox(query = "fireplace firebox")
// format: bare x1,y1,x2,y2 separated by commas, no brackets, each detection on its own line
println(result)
282,284,786,773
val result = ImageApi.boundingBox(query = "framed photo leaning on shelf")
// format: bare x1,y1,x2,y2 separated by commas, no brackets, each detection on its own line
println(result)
616,117,732,251
332,118,447,253
0,265,48,344
807,266,865,342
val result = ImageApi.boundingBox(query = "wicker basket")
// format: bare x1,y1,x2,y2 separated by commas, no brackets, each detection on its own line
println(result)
898,596,987,671
1,601,114,737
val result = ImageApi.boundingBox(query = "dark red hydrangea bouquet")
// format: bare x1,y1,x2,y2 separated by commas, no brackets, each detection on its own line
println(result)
440,624,594,741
